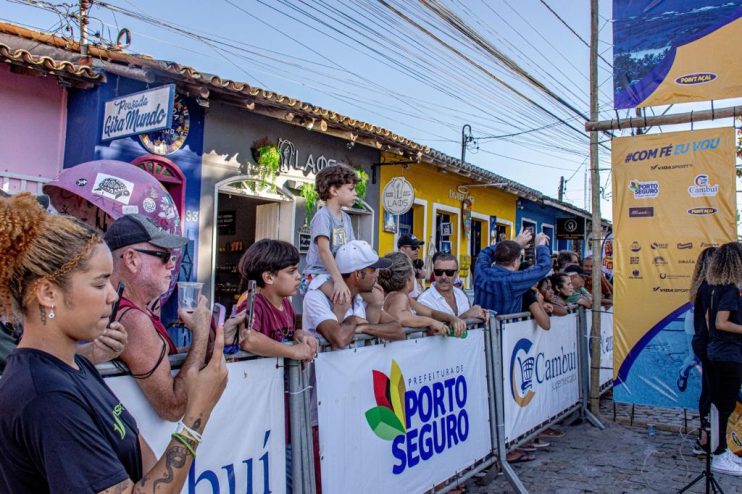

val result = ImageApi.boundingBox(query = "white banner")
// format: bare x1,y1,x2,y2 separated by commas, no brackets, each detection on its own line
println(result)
500,314,580,442
315,331,491,494
106,358,286,494
101,84,175,141
586,308,615,389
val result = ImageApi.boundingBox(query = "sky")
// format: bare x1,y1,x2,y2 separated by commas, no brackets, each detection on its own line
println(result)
2,0,740,222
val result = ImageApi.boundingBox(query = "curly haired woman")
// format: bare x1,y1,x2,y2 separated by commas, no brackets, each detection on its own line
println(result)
0,193,228,493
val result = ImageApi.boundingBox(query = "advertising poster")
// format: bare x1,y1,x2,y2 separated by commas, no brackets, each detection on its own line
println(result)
613,0,742,109
106,358,286,494
315,332,490,494
612,128,736,409
500,315,580,443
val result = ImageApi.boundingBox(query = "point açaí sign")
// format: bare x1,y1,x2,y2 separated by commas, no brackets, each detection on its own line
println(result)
102,84,175,141
364,360,469,475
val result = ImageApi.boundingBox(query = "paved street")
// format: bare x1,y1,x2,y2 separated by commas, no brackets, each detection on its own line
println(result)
464,400,742,493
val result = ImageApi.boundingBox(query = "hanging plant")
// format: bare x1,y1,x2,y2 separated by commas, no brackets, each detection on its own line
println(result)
300,182,319,226
354,168,369,208
251,137,281,183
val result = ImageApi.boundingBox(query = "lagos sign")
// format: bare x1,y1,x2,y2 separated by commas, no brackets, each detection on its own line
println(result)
383,177,415,215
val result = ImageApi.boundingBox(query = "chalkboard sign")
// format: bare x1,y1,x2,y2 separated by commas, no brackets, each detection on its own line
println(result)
299,233,312,254
218,211,236,235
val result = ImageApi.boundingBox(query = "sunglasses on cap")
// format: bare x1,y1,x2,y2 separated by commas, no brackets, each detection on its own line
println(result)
131,248,177,264
433,269,457,277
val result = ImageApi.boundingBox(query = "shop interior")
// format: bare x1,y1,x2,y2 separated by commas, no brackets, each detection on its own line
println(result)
214,191,282,311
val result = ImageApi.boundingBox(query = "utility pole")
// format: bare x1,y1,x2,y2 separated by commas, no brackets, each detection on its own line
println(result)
558,176,565,201
461,124,473,164
588,0,603,418
79,0,91,57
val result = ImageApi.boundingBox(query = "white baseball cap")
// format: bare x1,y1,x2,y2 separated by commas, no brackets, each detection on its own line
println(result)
336,240,392,274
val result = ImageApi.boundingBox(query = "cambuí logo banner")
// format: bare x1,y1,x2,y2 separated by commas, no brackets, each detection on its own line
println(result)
101,84,175,141
611,128,736,410
612,0,742,109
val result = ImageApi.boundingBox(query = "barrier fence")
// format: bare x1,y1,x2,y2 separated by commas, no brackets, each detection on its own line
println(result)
98,307,614,494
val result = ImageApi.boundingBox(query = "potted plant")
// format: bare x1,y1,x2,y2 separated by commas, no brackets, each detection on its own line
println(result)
251,137,281,183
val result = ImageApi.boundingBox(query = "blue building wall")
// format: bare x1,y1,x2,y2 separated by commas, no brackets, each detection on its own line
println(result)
515,198,586,257
64,76,206,323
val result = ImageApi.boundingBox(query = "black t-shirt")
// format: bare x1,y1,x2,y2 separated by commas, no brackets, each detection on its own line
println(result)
0,349,142,493
707,284,742,363
691,281,712,348
522,288,540,312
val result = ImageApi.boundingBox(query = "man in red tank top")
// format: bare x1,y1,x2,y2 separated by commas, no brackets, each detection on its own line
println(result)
105,214,210,421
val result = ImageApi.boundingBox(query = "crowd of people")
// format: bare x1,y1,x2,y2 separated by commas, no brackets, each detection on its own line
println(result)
0,163,619,490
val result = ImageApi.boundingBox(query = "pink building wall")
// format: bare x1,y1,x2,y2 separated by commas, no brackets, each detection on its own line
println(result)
0,64,67,193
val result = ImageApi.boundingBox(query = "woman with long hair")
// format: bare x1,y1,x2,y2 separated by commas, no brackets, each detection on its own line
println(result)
687,246,717,453
705,242,742,476
0,193,228,492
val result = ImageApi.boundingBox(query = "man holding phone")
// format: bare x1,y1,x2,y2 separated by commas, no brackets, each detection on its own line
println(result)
473,228,552,316
105,214,210,422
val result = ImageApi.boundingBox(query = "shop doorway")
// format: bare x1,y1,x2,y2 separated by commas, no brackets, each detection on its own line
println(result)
212,179,294,311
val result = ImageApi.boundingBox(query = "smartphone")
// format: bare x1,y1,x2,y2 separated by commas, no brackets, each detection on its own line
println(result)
108,282,125,326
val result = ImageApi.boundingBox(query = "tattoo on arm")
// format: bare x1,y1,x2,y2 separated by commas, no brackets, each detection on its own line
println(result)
151,445,188,491
191,418,201,431
99,479,133,494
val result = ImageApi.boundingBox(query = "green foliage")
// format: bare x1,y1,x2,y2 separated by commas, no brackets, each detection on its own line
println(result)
256,144,281,182
300,182,319,225
354,168,369,208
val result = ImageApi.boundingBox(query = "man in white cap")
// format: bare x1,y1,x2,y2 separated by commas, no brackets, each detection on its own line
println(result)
303,240,404,349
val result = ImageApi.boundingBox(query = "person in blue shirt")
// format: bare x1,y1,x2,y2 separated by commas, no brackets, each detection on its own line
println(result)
474,229,552,316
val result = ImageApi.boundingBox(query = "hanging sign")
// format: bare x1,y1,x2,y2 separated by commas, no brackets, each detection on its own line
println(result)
612,1,742,108
556,218,584,239
382,177,414,215
461,199,472,237
102,84,175,142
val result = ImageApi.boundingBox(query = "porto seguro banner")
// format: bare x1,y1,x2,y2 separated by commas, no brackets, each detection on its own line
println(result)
314,332,490,494
106,358,286,494
612,128,736,409
500,314,580,443
613,0,742,109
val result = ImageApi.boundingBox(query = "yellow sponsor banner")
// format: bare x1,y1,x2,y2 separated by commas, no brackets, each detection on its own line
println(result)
641,18,742,107
612,128,736,408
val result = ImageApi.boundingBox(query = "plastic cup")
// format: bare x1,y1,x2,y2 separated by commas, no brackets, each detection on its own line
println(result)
177,282,203,313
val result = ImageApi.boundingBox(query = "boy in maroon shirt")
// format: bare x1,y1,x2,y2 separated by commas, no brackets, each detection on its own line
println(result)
233,239,318,361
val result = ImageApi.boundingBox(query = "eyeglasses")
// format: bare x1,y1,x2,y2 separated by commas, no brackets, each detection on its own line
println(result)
433,269,457,277
133,249,177,264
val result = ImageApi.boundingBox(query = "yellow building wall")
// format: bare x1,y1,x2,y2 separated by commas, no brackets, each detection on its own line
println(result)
376,154,517,267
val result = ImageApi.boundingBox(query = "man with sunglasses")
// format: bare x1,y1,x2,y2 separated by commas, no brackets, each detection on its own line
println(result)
418,252,488,323
397,233,426,299
105,214,211,421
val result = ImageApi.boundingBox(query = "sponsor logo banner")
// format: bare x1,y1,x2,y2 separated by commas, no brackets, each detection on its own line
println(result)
315,332,490,494
611,128,736,409
628,179,659,199
105,358,286,493
612,1,742,108
501,315,579,442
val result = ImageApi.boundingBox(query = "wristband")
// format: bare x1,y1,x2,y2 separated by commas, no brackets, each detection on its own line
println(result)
177,420,203,443
171,433,197,458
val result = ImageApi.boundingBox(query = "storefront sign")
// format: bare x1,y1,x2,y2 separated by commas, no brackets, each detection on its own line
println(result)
461,199,472,237
449,188,474,203
278,138,337,176
315,332,490,494
218,210,236,235
298,229,312,254
556,218,584,239
101,84,175,141
382,177,414,215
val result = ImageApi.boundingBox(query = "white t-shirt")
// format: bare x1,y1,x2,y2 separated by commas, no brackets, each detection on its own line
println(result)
301,276,366,336
417,284,471,317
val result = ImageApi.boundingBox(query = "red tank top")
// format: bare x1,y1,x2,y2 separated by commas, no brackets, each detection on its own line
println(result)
117,296,177,355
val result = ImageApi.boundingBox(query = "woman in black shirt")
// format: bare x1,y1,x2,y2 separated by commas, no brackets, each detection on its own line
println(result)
705,242,742,476
0,193,228,493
